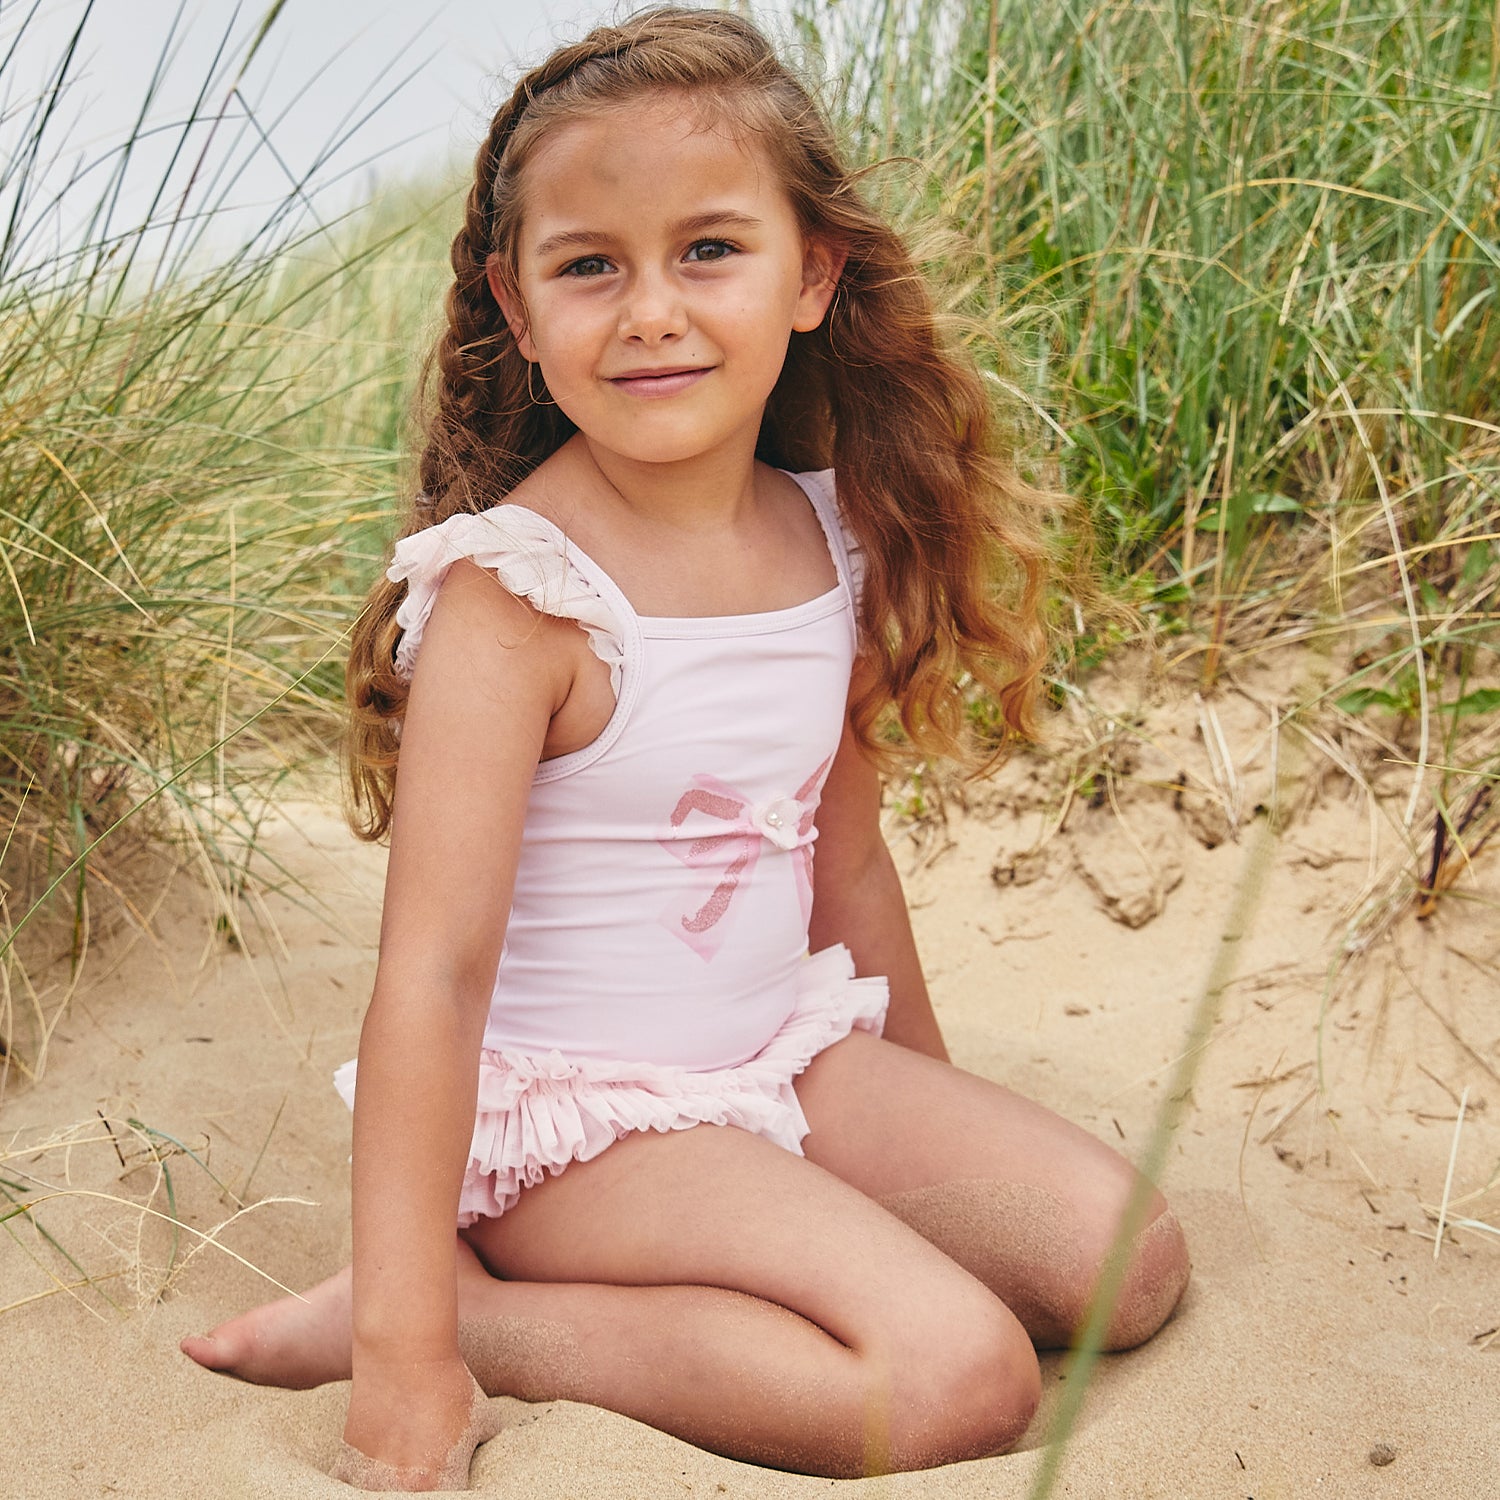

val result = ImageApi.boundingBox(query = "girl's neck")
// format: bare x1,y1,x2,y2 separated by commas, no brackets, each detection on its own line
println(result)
512,432,832,621
575,434,762,537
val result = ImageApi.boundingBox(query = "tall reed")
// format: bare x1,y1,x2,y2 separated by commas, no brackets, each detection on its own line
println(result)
0,5,443,1080
801,0,1498,659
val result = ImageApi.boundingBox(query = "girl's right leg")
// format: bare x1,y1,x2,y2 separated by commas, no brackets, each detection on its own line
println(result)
463,1123,1041,1474
186,1124,1040,1477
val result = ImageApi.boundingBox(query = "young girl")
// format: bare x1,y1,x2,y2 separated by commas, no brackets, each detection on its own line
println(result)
183,8,1188,1490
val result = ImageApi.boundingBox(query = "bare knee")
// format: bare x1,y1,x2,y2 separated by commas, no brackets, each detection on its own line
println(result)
934,1313,1041,1459
979,1181,1189,1355
1100,1203,1190,1350
885,1297,1041,1470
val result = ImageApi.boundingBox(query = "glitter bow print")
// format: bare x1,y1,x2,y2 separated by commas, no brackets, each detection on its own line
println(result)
659,760,830,960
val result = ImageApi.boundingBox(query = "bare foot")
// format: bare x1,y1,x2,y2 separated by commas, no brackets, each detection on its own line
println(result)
180,1266,354,1389
180,1241,503,1391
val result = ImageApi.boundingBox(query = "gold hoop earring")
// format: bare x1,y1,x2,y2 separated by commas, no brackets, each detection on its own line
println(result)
526,362,556,407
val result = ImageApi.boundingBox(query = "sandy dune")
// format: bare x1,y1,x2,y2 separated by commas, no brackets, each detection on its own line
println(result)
5,661,1497,1498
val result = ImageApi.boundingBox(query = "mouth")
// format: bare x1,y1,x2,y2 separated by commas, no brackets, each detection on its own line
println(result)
606,366,712,398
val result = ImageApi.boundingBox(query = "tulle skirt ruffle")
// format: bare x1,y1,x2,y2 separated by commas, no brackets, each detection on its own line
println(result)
332,944,887,1226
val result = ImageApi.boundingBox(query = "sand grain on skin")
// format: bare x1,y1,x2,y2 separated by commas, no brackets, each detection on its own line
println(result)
459,1315,589,1403
330,1373,503,1492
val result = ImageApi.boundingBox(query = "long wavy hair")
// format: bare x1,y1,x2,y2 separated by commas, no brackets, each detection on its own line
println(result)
345,6,1050,841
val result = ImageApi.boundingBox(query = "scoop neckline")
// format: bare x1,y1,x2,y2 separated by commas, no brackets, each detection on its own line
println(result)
498,470,848,629
634,580,848,638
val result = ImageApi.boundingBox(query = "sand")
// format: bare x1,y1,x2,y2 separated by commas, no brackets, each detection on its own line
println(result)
4,657,1497,1499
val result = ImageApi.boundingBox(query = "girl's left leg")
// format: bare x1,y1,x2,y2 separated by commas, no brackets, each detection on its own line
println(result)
793,1030,1190,1350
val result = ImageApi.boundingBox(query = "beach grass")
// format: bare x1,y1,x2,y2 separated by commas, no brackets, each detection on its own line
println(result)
801,0,1498,893
0,5,456,1080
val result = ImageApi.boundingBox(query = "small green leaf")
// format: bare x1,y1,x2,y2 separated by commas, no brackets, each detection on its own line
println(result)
1445,688,1500,718
1459,541,1493,590
1030,229,1062,275
1249,491,1301,515
1337,688,1401,714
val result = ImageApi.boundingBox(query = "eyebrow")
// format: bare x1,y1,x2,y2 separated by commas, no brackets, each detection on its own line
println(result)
531,210,765,260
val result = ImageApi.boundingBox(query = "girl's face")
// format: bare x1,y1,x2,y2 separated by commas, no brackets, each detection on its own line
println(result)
489,96,841,474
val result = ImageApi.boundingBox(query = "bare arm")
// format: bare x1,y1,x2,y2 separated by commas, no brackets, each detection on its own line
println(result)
343,560,571,1469
807,678,950,1064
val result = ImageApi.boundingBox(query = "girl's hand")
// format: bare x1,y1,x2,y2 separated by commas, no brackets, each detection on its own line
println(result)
332,1355,501,1492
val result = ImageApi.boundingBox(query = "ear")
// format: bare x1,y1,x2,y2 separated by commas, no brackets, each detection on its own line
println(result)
792,236,849,334
486,252,538,361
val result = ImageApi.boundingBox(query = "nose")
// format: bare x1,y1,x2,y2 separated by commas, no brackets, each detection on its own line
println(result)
616,266,688,344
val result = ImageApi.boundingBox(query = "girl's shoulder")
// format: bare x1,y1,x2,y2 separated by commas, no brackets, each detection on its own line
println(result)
387,502,629,692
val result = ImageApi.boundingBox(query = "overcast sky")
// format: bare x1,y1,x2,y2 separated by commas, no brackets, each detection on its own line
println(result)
3,1,793,262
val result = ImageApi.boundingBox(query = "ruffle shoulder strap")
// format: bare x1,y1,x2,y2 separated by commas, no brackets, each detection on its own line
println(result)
386,506,627,693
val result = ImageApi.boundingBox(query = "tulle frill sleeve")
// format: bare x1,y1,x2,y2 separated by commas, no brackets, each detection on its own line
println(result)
386,507,627,694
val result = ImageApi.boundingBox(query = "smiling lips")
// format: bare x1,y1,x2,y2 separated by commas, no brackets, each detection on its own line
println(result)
607,366,711,398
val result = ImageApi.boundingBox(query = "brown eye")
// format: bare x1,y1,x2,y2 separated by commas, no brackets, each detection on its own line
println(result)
685,239,736,263
563,255,612,277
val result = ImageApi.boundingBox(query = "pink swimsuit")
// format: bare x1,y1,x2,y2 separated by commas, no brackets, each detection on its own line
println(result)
334,469,888,1223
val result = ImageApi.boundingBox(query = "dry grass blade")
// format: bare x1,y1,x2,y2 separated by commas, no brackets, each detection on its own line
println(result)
1417,782,1498,919
1433,1086,1470,1262
4,1185,314,1301
1025,814,1281,1500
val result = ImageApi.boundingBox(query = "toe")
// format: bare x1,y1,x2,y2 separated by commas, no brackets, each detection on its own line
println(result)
180,1332,227,1370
